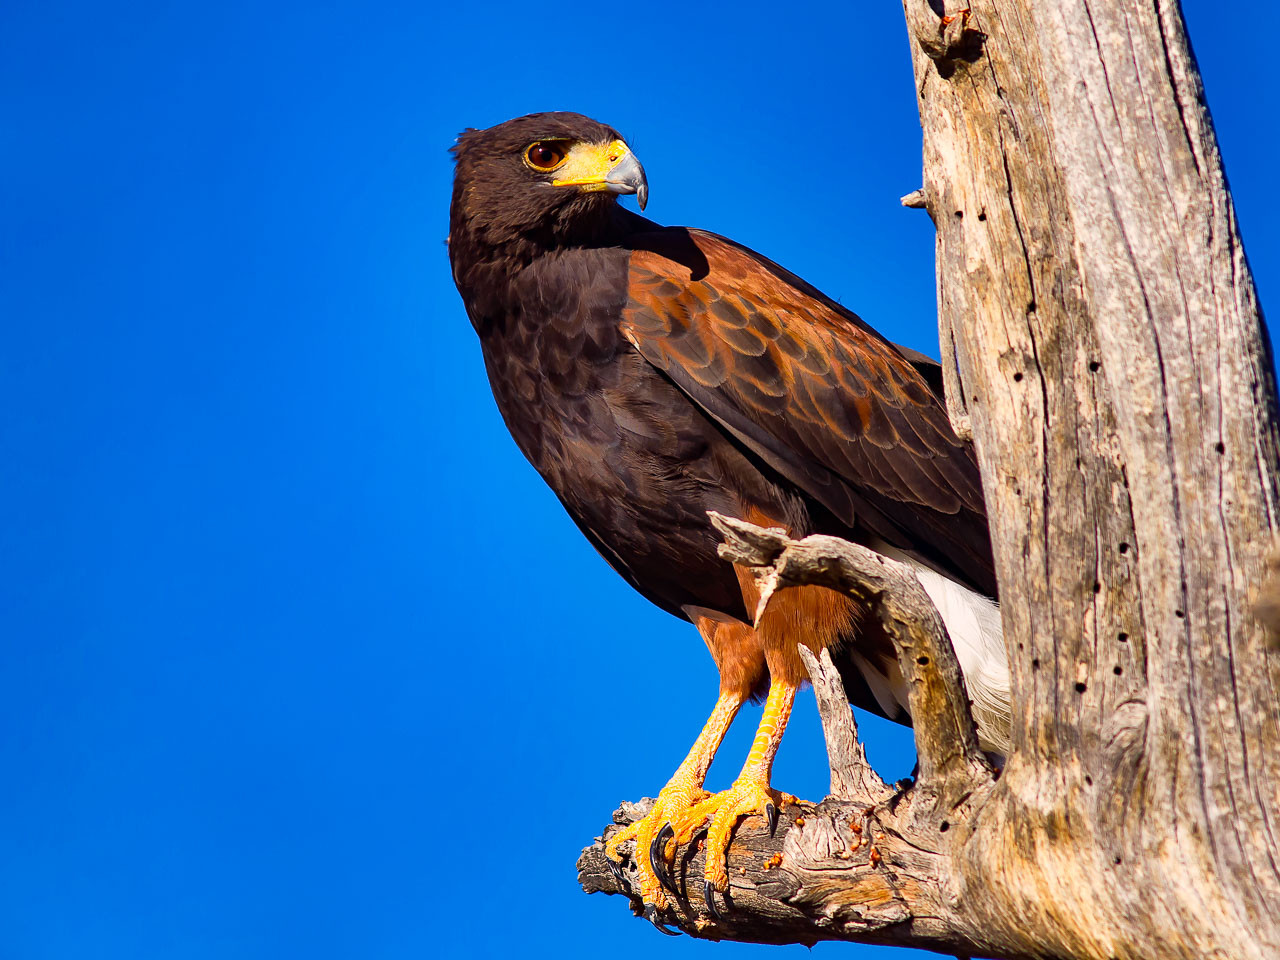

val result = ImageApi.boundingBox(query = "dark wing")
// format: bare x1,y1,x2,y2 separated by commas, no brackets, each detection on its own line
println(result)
621,228,996,596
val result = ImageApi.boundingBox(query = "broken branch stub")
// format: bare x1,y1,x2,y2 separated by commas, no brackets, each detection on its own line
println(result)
796,643,889,804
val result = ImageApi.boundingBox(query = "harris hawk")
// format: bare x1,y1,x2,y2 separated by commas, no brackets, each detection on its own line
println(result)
449,113,1010,922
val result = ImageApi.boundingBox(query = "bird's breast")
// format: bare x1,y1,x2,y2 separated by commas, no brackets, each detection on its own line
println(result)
473,288,770,615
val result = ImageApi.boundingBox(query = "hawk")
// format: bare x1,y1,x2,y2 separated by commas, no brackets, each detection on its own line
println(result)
449,112,1009,924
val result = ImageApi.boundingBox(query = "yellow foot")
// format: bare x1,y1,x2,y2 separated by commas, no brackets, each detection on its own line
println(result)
604,780,709,911
676,777,795,916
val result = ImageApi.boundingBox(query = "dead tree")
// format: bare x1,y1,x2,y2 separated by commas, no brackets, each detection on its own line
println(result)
578,1,1280,956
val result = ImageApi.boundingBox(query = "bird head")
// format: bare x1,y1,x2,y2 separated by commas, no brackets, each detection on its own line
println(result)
449,112,648,254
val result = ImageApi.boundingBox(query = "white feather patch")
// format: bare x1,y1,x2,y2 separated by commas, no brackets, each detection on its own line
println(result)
873,541,1012,756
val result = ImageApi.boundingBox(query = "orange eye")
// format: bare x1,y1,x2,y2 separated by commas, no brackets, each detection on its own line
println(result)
525,141,568,171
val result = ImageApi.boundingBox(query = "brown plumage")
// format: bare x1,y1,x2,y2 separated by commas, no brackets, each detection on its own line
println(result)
449,112,1005,915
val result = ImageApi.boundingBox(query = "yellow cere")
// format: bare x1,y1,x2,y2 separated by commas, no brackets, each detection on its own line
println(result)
551,139,631,191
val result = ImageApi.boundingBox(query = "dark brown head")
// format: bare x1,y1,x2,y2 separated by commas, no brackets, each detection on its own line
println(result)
449,112,648,261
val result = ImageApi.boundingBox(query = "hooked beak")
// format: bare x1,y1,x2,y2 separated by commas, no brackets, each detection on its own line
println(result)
604,150,648,211
552,139,649,211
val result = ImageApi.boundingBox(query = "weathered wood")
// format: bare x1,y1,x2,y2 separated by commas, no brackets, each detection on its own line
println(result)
582,1,1280,955
579,521,1000,954
711,512,993,795
796,644,887,803
904,0,1280,955
899,188,928,209
1255,542,1280,649
579,795,974,952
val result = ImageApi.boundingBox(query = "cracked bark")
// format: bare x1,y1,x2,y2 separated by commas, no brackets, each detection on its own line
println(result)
579,1,1280,956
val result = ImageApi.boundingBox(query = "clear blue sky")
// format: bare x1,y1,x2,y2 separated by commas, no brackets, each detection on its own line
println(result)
1,2,1273,958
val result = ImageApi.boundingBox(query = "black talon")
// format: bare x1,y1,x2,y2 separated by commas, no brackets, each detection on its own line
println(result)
704,880,723,921
650,823,677,894
605,856,627,889
766,802,779,837
643,902,681,936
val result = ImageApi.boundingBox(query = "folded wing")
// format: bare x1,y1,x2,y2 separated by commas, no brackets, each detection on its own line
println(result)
621,228,996,596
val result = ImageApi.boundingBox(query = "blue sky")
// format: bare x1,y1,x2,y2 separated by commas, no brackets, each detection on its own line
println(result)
1,2,1273,958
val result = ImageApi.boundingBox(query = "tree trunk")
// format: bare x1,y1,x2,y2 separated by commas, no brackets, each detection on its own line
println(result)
579,1,1280,956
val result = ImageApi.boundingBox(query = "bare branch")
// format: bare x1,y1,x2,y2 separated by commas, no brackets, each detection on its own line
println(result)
578,794,993,955
900,188,928,209
578,520,1001,951
796,644,889,803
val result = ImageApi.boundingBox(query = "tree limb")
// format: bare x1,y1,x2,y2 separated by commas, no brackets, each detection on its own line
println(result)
579,521,1000,953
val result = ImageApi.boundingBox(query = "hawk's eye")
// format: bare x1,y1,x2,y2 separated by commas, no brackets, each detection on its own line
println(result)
525,142,568,171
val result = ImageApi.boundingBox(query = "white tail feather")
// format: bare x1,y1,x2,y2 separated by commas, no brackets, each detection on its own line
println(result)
874,542,1012,756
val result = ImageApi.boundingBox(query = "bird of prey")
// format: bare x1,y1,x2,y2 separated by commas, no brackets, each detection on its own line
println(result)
449,112,1010,923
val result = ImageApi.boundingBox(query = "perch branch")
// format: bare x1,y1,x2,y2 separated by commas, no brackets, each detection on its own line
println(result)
578,791,997,953
581,521,1001,952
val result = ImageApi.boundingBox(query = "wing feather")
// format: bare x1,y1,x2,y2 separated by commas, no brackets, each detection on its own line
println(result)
622,228,996,594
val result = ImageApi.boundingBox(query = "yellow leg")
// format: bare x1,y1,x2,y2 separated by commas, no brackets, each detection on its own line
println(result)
604,690,744,908
676,678,798,901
